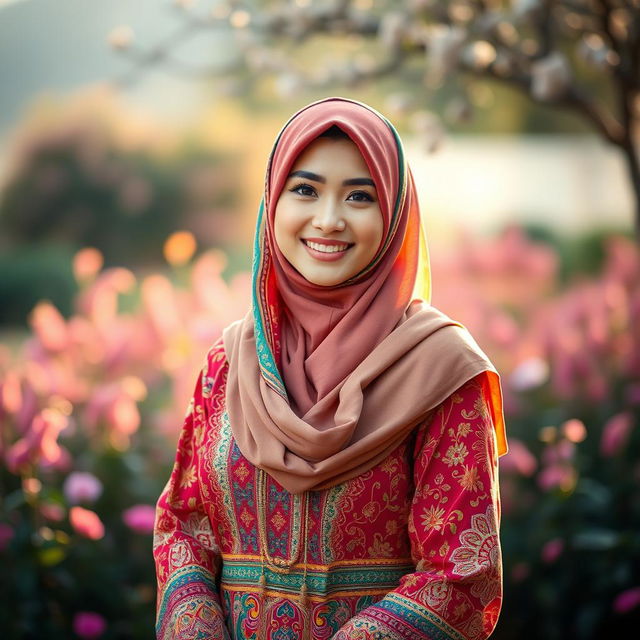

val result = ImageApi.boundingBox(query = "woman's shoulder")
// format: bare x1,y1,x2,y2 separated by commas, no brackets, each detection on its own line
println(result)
200,336,230,392
405,300,493,365
203,313,247,372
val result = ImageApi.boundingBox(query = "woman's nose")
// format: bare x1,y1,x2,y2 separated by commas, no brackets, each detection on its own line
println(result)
312,200,346,232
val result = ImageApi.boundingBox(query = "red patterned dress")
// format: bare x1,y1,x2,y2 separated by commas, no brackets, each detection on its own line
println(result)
153,339,503,640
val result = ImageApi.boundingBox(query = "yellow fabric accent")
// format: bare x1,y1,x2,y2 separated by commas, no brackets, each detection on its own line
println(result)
413,219,431,303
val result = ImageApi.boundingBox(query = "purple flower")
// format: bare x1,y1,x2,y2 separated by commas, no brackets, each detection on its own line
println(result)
72,612,106,639
64,472,103,504
613,587,640,614
541,538,564,564
122,504,156,534
601,412,634,458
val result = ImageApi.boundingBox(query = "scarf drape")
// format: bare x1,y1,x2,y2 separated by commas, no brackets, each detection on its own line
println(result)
223,97,507,494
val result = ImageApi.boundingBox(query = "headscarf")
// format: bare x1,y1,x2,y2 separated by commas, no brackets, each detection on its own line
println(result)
223,97,507,494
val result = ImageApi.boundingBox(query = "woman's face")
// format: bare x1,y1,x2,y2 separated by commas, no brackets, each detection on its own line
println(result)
274,136,384,287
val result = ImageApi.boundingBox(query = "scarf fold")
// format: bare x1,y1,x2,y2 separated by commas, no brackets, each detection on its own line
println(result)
223,97,507,494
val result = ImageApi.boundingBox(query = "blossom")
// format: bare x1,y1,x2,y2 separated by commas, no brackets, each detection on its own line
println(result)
29,302,68,352
601,412,634,457
500,438,537,476
541,538,564,564
72,612,107,639
73,247,103,283
40,502,65,522
562,419,587,443
613,587,640,614
531,52,571,101
122,504,156,534
542,439,575,466
5,408,69,473
84,382,141,447
70,507,105,540
64,472,103,505
537,464,577,492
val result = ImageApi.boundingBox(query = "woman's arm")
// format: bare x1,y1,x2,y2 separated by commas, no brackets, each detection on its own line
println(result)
153,342,231,640
334,372,503,640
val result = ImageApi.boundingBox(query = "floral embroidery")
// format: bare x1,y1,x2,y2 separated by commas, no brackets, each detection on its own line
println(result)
421,506,446,532
457,465,483,493
443,442,469,467
450,505,499,579
179,466,196,489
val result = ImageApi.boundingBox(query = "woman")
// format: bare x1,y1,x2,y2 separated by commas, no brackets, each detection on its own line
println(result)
153,97,508,640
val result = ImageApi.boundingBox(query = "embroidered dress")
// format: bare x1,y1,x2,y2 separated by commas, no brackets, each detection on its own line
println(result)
153,340,503,640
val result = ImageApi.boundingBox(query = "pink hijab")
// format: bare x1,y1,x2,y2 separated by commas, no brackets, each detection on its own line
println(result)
223,97,507,494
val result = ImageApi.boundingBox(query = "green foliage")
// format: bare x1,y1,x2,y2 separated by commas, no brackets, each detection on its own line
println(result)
0,244,76,326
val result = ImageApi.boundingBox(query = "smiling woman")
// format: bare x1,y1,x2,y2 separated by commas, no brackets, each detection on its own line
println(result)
153,97,508,640
274,131,383,286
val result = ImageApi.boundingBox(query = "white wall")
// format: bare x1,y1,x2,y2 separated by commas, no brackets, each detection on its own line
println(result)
406,135,634,240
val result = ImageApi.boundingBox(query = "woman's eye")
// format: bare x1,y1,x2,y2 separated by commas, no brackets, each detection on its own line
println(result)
348,191,374,202
290,183,316,197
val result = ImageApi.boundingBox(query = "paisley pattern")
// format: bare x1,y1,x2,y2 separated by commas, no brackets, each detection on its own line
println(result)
154,340,503,639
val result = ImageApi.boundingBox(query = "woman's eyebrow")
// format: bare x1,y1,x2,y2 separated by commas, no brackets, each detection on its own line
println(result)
343,177,375,187
288,170,325,183
288,170,375,187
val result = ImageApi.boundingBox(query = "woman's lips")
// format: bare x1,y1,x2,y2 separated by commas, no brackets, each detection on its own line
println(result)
301,238,353,262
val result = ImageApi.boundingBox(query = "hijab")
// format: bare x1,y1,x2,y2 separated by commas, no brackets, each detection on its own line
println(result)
223,97,507,494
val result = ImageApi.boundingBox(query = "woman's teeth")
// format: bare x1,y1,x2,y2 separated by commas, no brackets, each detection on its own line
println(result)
305,240,349,253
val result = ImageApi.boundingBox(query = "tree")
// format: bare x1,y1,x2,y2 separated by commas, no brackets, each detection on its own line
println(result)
110,0,640,234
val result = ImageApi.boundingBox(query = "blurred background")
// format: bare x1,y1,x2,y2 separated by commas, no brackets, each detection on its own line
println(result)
0,0,639,638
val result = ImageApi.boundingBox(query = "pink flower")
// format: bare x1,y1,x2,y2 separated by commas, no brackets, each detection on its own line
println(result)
601,412,634,457
40,502,65,522
29,301,68,352
84,384,140,442
122,504,156,535
72,611,107,639
70,507,105,540
73,247,103,283
613,587,640,614
64,472,103,504
542,439,575,466
562,419,587,443
500,438,537,476
541,538,564,564
0,523,14,551
537,464,577,492
5,408,68,473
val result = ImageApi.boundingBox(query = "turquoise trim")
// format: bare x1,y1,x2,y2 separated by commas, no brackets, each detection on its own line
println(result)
251,198,287,398
221,559,413,597
156,565,218,633
372,592,467,640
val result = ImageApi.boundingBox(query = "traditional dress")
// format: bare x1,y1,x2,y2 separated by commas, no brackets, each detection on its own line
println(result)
154,97,508,639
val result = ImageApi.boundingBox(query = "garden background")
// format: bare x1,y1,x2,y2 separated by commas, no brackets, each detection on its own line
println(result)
0,1,639,639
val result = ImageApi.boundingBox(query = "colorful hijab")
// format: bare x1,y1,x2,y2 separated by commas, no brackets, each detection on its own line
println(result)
223,97,507,494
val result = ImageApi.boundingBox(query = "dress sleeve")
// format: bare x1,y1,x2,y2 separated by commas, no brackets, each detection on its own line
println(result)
153,341,231,640
333,372,503,640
